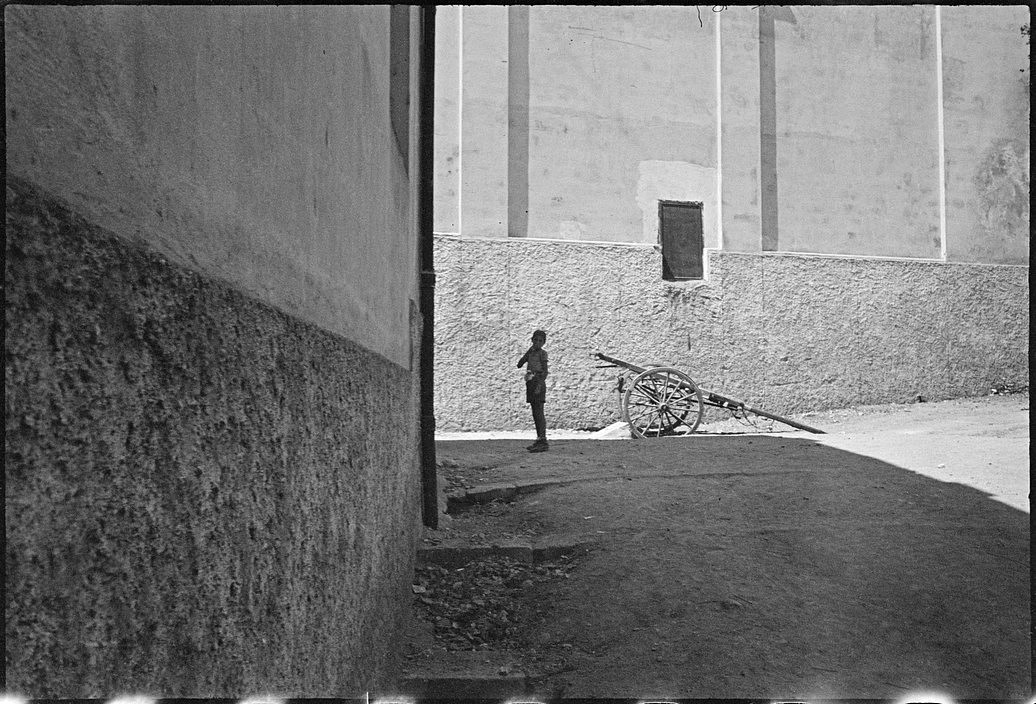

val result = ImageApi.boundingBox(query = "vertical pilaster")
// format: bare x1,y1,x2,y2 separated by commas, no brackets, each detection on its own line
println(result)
935,5,947,261
507,5,530,238
714,10,723,254
758,6,779,252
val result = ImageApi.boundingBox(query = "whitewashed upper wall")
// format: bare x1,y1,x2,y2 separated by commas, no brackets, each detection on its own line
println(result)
434,5,1029,265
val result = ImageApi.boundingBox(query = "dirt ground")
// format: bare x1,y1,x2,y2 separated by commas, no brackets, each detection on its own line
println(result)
400,393,1030,700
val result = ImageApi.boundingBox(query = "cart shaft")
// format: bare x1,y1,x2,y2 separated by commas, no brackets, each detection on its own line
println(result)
742,405,826,434
594,352,648,375
705,390,825,434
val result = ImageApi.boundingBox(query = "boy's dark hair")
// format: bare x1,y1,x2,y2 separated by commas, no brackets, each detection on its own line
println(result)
532,329,547,341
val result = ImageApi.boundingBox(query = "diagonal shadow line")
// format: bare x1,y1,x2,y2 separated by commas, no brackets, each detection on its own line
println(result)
436,434,1029,695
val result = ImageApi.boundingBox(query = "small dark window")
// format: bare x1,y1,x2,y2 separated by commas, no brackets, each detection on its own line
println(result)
659,201,704,280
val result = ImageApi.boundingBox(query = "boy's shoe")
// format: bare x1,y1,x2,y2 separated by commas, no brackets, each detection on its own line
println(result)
527,439,549,452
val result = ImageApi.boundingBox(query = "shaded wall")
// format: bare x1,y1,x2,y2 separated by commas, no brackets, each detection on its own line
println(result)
5,5,423,696
434,236,1028,431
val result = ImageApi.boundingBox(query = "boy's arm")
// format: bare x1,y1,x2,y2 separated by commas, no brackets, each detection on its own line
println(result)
541,350,548,377
518,348,530,367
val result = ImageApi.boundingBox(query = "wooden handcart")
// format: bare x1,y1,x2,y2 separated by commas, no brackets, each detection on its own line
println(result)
594,352,825,438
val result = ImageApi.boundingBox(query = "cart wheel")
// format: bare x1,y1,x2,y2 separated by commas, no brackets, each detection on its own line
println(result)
622,367,704,438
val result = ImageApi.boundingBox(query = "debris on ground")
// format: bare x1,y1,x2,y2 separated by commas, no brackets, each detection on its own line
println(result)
437,457,507,491
422,499,544,548
412,555,578,651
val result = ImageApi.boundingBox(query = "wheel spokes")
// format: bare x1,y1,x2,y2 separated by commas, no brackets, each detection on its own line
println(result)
668,386,700,411
629,385,662,406
627,405,655,427
623,367,705,437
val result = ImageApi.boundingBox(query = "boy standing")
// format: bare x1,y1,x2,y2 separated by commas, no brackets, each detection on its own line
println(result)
517,329,549,452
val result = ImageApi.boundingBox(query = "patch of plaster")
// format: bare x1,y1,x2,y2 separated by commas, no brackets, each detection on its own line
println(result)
636,160,718,248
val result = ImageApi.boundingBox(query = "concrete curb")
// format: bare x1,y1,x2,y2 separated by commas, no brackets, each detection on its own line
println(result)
418,540,533,568
447,477,580,511
418,536,596,568
532,536,596,561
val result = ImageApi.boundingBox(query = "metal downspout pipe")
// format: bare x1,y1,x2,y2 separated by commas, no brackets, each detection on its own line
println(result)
418,5,438,528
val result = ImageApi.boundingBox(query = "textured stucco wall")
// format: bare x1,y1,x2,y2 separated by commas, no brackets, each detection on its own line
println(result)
941,5,1030,264
434,235,1028,431
4,4,417,367
5,180,422,696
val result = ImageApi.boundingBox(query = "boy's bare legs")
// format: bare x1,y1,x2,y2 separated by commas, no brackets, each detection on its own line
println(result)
529,402,548,451
532,402,546,439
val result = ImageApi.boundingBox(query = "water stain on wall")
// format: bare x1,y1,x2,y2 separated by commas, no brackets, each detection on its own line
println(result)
975,139,1030,239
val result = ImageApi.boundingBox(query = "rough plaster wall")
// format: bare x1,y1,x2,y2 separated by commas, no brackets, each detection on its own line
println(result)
941,6,1030,264
4,4,416,367
5,179,422,696
434,235,1028,431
